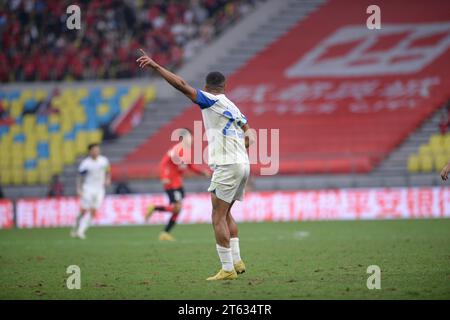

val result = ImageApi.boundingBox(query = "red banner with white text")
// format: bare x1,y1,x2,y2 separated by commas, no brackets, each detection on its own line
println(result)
14,187,450,228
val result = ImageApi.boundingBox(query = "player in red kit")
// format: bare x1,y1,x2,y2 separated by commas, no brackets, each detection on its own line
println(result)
145,128,210,241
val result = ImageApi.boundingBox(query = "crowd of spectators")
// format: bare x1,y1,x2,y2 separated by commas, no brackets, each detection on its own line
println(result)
0,0,260,83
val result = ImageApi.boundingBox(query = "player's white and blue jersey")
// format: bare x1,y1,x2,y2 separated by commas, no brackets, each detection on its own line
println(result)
195,89,249,167
78,155,110,191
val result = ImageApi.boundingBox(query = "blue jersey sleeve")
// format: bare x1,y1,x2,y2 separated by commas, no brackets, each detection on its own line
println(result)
78,160,88,175
195,89,218,109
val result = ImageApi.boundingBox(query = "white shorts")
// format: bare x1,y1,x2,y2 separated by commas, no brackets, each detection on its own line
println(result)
208,163,250,203
80,188,105,210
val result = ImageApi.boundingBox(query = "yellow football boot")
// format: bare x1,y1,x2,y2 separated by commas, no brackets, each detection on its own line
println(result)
206,269,238,281
159,231,175,241
234,260,246,274
145,205,155,221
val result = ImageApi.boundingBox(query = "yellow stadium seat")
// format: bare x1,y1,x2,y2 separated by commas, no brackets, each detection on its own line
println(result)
10,156,24,169
50,147,62,161
25,170,38,185
144,86,156,103
38,159,50,170
37,160,51,184
51,97,63,109
76,131,88,155
128,90,141,102
130,86,141,96
61,119,73,133
429,134,444,146
64,101,78,110
434,154,448,172
76,88,88,99
97,103,110,116
50,160,63,175
50,133,62,144
23,114,36,131
418,144,432,156
63,141,76,164
102,87,116,98
10,100,24,118
20,89,33,101
444,149,450,159
444,134,450,149
60,107,73,118
11,170,24,185
0,154,10,169
50,131,63,143
50,140,62,152
49,114,60,124
74,108,86,124
10,124,22,135
407,154,420,173
1,170,11,185
50,153,62,168
27,132,37,144
24,142,37,159
62,88,76,98
11,143,24,157
88,130,103,144
419,154,433,172
0,139,9,157
36,124,49,141
39,170,51,184
34,89,48,101
430,143,445,156
50,143,62,158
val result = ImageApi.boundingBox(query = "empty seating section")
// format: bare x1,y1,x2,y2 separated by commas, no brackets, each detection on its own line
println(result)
113,0,450,178
408,133,450,173
0,85,155,185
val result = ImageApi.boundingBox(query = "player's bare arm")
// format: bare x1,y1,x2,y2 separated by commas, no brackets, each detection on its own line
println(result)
441,161,450,181
137,49,197,102
242,123,255,149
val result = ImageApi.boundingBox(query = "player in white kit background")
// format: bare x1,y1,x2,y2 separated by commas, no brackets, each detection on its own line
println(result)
137,49,254,281
71,143,111,239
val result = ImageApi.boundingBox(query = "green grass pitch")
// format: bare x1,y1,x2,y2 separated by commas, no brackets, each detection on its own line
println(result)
0,219,449,299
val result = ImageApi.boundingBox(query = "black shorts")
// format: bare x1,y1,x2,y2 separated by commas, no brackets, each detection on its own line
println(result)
165,188,185,204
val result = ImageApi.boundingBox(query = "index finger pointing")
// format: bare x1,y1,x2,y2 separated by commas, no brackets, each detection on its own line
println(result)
139,48,147,56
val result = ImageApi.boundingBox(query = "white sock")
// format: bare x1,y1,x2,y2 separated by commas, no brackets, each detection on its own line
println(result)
73,213,83,233
230,238,241,263
79,215,92,235
216,244,234,272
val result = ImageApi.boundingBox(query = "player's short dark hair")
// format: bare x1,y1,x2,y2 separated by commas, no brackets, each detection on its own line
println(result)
178,128,192,141
87,143,99,151
206,71,225,89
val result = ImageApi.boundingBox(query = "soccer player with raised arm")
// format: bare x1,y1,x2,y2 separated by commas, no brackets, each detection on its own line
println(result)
137,49,252,280
71,143,111,239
